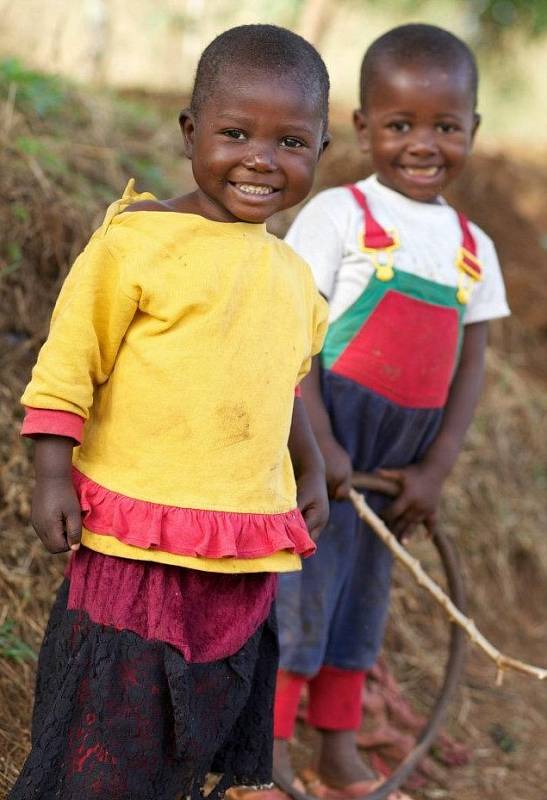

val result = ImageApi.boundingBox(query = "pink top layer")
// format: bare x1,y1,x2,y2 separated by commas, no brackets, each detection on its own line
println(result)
22,407,315,560
67,547,276,662
73,469,314,558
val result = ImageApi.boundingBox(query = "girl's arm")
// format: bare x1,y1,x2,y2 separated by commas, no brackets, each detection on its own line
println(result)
22,237,138,422
300,355,353,500
380,321,488,539
31,435,82,553
289,396,329,539
21,236,138,552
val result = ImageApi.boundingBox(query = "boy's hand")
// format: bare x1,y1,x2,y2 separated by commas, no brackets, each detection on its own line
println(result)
296,470,329,540
318,435,353,500
376,463,443,542
31,476,82,553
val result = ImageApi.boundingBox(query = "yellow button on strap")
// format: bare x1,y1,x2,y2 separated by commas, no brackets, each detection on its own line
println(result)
376,264,395,282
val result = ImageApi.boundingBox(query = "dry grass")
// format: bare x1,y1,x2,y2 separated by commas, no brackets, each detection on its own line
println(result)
1,70,547,799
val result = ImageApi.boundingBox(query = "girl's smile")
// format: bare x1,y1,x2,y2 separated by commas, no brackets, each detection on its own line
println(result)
231,183,277,196
179,69,329,223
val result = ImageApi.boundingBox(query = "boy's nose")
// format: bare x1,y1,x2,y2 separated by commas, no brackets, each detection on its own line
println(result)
407,130,438,155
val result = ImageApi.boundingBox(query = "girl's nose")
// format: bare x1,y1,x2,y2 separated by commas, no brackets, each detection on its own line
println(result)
242,147,277,172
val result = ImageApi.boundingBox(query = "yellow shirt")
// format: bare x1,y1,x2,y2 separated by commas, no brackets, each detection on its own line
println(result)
22,181,328,572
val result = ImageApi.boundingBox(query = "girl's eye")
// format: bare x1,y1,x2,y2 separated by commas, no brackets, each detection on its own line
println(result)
387,121,410,133
223,129,246,140
280,136,305,149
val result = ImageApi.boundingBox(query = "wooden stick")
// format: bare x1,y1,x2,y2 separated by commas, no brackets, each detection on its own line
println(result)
349,487,547,685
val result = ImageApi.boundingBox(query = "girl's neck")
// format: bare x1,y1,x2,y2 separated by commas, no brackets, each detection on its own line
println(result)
162,190,268,224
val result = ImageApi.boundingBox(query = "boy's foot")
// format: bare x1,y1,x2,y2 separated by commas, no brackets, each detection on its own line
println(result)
317,730,376,787
299,768,414,800
225,786,293,800
272,738,310,800
300,730,414,800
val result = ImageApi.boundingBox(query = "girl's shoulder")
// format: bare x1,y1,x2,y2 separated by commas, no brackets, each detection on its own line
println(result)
123,199,178,213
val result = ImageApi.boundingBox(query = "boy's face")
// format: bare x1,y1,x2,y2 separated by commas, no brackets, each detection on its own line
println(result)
180,69,328,224
354,61,479,203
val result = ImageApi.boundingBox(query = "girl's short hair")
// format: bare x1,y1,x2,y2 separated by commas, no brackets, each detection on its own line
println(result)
190,24,330,126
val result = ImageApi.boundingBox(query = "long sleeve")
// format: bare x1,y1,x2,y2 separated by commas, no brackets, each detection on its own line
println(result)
21,234,139,422
296,286,328,385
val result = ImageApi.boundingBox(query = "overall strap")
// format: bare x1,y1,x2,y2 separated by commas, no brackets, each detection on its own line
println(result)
346,184,398,281
455,212,482,305
347,184,483,305
456,212,482,280
346,184,397,250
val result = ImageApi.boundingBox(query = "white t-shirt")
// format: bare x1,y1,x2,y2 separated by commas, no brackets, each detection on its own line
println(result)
285,175,510,326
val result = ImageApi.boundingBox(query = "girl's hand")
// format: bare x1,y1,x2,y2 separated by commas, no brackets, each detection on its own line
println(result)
296,470,329,540
376,463,444,542
318,434,353,500
31,476,82,554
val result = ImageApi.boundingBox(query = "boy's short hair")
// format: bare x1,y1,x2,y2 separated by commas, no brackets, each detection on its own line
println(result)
190,24,330,127
360,23,478,109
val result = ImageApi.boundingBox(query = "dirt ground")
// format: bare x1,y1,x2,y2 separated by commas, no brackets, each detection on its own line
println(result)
1,80,546,799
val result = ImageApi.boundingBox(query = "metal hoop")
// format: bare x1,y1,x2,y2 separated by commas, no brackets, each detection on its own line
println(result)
274,474,467,800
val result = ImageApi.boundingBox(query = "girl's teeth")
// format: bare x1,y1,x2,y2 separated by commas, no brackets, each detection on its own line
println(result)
237,184,274,195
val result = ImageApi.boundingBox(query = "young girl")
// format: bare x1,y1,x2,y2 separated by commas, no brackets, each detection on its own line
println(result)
10,24,330,800
273,24,510,800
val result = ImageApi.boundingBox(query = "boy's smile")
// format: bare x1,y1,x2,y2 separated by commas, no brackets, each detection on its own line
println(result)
180,70,328,224
354,63,479,203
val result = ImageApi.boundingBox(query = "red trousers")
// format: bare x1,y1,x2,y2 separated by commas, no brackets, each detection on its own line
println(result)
273,666,365,738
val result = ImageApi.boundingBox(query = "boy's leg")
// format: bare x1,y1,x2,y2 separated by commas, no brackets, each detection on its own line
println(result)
274,501,361,785
307,666,371,787
308,494,394,788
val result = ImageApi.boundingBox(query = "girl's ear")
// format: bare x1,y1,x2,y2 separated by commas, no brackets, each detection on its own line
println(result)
318,131,331,160
353,109,370,154
179,108,195,159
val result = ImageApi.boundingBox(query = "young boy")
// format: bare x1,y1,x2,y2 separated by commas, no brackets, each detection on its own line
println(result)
273,23,510,800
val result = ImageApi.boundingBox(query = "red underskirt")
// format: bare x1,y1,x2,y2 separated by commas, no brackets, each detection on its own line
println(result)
67,547,277,663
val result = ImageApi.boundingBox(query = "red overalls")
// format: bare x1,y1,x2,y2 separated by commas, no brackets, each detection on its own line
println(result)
275,185,481,736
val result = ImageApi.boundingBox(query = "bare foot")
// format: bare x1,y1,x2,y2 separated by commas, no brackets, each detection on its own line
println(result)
273,739,307,796
316,730,375,788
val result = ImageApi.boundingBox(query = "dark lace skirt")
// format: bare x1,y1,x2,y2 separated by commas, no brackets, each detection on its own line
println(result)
9,579,278,800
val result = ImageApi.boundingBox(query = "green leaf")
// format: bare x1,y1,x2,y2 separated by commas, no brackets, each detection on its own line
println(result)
0,620,37,662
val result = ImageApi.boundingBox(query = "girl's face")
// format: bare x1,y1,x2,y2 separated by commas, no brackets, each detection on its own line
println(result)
180,69,328,224
354,62,480,203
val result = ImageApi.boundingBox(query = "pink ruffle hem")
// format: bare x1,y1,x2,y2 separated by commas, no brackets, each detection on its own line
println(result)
72,468,316,559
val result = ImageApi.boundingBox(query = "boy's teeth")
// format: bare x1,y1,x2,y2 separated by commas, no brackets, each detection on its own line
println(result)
236,183,274,195
404,166,439,176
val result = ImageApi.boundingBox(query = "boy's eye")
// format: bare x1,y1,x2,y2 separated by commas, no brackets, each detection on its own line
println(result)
387,121,410,133
436,122,459,134
223,129,247,140
280,136,306,149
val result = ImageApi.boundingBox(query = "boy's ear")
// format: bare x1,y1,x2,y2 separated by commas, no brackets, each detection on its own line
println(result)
179,107,195,159
471,112,481,142
353,109,370,154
